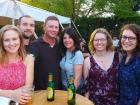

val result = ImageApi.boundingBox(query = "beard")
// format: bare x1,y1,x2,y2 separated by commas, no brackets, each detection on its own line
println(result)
23,34,34,39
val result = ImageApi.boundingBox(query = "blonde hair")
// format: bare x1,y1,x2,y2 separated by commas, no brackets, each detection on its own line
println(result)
88,28,114,54
0,25,26,65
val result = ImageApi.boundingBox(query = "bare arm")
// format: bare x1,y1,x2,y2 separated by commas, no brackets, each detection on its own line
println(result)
138,100,140,105
0,54,34,104
83,57,90,80
83,53,90,59
74,64,83,89
0,90,13,98
24,54,34,87
83,57,90,97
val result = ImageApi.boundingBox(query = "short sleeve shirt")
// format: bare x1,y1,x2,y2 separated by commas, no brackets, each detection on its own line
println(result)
28,37,62,90
60,50,84,88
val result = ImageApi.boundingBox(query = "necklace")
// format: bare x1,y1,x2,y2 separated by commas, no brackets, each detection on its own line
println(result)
94,52,109,64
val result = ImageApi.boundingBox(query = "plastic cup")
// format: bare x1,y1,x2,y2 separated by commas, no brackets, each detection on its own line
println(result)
22,86,34,105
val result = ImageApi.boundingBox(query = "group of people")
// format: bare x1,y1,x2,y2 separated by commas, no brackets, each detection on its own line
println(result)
81,25,140,105
0,15,139,105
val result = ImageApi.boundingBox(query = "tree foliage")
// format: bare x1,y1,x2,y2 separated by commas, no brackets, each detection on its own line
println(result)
21,0,73,18
21,0,140,19
21,0,49,10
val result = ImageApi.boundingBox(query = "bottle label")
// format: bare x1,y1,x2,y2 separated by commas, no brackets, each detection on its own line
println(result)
47,87,53,99
68,88,73,100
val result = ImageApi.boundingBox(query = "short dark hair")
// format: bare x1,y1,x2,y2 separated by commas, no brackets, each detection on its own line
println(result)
17,15,33,25
44,16,59,25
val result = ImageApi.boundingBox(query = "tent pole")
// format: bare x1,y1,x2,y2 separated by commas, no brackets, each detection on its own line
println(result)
60,23,64,29
71,20,83,39
34,32,38,39
12,18,15,25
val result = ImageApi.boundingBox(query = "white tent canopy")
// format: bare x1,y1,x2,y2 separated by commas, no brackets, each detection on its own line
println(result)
0,0,71,25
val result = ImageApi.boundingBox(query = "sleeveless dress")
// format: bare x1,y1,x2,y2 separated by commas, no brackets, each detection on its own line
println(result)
82,52,119,105
0,59,26,90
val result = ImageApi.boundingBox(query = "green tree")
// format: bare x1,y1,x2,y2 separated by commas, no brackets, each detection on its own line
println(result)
21,0,49,10
21,0,86,20
21,0,74,18
81,0,140,18
21,0,140,19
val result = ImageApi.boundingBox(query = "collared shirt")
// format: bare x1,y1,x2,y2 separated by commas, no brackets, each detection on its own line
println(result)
28,37,62,90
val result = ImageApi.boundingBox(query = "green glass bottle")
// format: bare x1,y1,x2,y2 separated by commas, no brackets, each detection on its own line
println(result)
9,100,16,105
47,73,55,101
67,75,76,105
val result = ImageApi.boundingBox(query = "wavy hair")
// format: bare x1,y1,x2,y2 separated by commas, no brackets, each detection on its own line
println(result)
0,25,26,65
88,28,114,54
60,27,81,57
120,24,140,57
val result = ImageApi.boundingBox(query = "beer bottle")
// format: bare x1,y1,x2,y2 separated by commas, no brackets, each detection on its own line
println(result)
9,100,16,105
67,75,76,105
47,73,55,101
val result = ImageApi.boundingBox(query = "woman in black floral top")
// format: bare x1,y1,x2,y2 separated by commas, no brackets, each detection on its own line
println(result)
82,28,119,105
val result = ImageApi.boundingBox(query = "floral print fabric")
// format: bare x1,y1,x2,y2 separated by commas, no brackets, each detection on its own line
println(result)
82,52,119,105
118,56,140,105
0,59,26,90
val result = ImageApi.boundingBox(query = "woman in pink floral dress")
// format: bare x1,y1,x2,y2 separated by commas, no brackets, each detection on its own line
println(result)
0,25,34,104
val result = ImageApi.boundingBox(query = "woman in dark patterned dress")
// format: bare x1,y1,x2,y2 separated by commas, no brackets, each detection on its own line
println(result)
118,24,140,105
82,28,119,105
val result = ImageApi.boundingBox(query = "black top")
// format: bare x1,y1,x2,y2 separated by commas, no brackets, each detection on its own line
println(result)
28,37,62,90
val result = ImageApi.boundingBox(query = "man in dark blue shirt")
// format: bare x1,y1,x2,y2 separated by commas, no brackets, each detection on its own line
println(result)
28,16,62,90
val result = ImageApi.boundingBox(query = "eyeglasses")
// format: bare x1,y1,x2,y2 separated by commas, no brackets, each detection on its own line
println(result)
121,35,136,42
94,38,107,42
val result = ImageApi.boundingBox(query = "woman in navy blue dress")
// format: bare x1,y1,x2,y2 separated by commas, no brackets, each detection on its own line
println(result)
118,24,140,105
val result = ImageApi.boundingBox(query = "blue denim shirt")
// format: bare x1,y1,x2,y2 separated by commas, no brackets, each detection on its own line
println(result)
118,56,140,105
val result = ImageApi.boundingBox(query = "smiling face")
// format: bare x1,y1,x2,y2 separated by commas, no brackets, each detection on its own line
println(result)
3,30,20,55
121,29,137,54
63,33,75,51
93,32,107,52
18,17,35,38
44,20,59,39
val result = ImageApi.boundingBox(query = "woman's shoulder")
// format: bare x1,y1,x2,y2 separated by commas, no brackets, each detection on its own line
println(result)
26,54,35,59
135,57,140,64
75,50,82,54
113,50,123,62
24,54,35,64
75,50,84,59
75,50,83,56
84,56,90,63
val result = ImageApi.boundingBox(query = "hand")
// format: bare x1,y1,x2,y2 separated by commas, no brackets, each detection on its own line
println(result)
74,80,79,90
11,89,31,104
85,92,89,98
137,100,140,105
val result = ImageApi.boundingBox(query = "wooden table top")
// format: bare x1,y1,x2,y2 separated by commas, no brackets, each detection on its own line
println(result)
30,90,94,105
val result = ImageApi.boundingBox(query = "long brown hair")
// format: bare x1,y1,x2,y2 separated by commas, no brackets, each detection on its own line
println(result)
0,25,26,65
120,24,140,57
